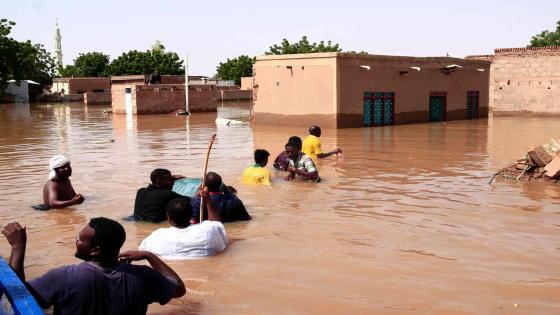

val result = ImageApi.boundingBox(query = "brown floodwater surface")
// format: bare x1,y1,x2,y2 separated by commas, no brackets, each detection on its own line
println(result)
0,102,559,315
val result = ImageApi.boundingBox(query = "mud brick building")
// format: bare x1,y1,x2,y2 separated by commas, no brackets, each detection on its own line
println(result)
467,46,560,115
252,52,490,128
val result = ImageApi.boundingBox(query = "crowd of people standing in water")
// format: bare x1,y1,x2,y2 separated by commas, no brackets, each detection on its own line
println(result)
1,125,341,314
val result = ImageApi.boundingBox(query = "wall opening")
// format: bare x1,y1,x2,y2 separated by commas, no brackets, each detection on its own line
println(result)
363,92,395,127
429,92,447,122
466,91,480,119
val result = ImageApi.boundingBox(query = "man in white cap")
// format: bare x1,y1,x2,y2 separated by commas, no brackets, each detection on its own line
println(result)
43,155,84,208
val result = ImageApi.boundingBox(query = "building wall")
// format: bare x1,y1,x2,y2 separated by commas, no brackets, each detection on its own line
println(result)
487,47,560,115
84,92,111,105
111,82,217,114
57,78,111,94
253,53,338,128
135,85,185,114
111,81,141,114
337,55,490,127
52,81,69,94
253,53,490,128
240,77,252,90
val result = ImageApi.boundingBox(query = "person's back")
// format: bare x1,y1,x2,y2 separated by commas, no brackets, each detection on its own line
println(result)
242,149,272,185
133,169,187,221
302,125,342,163
302,134,322,162
29,262,178,315
2,217,185,315
192,172,251,223
140,198,228,259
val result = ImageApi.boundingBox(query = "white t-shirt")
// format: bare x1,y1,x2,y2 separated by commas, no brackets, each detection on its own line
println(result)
139,221,228,259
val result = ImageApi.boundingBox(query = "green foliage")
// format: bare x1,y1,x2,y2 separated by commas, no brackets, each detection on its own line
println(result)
345,50,369,55
215,55,255,85
530,20,560,47
59,52,110,77
265,36,342,55
529,21,560,47
0,19,55,93
108,47,183,76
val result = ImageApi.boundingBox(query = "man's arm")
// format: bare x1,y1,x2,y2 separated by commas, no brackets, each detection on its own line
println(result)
199,187,222,222
287,165,319,181
118,251,186,298
317,148,342,158
2,222,27,281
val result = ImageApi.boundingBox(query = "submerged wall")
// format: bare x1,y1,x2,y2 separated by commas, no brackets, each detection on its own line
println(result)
253,52,490,128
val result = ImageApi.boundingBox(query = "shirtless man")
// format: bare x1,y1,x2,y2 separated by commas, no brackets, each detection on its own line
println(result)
43,155,84,208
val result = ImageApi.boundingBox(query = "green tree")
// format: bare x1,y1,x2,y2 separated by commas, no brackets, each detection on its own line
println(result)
529,20,560,47
265,36,342,55
108,44,183,76
0,19,55,93
59,52,110,77
215,55,255,85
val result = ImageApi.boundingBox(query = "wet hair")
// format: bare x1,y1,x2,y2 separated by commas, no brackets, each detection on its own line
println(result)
285,141,299,150
205,172,222,192
309,125,321,135
88,217,126,258
150,168,171,184
254,149,270,164
166,198,192,227
288,136,302,149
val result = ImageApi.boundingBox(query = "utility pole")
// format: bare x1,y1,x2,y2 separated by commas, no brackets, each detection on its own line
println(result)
185,54,189,113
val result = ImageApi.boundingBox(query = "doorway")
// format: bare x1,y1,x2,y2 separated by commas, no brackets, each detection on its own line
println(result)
363,92,395,126
429,92,447,122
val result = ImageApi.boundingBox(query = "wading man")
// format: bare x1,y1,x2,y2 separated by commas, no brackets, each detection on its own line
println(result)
285,141,320,182
302,125,342,163
43,155,84,208
2,217,186,315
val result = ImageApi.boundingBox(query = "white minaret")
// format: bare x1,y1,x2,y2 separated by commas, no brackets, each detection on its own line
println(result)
54,20,63,69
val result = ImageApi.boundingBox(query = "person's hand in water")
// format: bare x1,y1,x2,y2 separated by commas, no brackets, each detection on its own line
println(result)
73,193,85,204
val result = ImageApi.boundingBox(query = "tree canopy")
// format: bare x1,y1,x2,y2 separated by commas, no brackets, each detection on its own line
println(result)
265,36,342,55
58,52,110,77
0,19,55,92
108,44,183,76
215,55,255,85
529,20,560,47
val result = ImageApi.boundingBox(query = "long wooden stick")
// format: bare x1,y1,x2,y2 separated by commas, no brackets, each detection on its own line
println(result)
200,134,217,223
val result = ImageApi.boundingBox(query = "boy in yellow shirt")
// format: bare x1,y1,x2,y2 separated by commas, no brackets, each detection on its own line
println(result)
302,125,342,163
242,149,272,185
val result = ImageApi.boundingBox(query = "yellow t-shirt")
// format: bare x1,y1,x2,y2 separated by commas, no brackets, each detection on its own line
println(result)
302,135,323,163
242,165,272,185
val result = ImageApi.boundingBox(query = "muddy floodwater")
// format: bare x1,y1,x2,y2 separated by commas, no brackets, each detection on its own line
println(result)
0,102,559,315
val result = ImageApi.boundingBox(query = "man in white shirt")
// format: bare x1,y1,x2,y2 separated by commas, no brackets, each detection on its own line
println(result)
139,189,228,259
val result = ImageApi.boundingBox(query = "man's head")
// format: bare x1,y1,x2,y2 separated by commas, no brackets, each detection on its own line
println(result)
288,136,302,150
309,125,321,137
254,149,270,167
205,172,222,192
166,198,192,228
75,217,126,261
48,155,71,180
150,168,174,190
285,142,300,161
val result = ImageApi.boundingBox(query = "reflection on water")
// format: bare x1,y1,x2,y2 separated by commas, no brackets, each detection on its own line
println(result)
0,102,559,314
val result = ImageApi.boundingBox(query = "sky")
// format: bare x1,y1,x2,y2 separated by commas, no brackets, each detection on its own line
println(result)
3,0,560,75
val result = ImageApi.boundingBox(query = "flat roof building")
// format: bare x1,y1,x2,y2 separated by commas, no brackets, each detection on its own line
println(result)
252,52,490,128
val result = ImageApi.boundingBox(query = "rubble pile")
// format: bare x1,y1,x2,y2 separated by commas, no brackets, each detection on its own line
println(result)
495,139,560,184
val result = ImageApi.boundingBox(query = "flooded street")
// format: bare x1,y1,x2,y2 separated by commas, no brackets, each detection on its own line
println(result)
0,102,559,314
